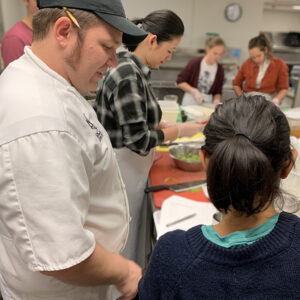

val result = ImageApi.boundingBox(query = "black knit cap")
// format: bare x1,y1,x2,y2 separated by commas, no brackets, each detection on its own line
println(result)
37,0,147,44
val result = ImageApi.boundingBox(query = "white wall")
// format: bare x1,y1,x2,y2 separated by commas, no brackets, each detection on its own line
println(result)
122,0,193,51
191,0,264,62
0,0,26,33
123,1,300,63
0,0,300,62
123,0,265,62
261,10,300,32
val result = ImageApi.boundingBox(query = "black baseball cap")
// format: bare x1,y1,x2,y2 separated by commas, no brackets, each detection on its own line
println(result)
36,0,147,44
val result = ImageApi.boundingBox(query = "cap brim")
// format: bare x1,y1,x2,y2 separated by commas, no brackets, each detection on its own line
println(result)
97,12,147,45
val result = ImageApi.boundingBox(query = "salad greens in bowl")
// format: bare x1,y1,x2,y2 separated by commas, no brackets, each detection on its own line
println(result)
169,143,204,172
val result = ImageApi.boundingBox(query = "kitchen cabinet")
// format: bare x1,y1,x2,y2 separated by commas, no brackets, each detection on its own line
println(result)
263,32,300,108
288,67,300,108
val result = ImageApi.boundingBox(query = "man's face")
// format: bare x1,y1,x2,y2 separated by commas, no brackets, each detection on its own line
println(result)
64,20,122,94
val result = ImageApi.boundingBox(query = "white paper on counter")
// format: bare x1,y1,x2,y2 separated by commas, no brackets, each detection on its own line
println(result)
281,136,300,200
154,195,217,239
201,183,209,198
285,107,300,120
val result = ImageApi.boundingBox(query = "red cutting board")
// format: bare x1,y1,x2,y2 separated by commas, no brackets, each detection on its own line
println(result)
149,151,210,208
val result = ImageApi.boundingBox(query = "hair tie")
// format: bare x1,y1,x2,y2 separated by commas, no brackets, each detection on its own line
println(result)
136,19,144,28
234,132,252,142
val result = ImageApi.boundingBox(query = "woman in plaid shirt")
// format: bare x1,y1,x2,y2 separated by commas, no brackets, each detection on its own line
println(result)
96,10,203,268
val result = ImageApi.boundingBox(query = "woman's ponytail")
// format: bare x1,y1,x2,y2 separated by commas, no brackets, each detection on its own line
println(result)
123,10,184,52
207,137,277,215
202,95,292,215
248,33,273,55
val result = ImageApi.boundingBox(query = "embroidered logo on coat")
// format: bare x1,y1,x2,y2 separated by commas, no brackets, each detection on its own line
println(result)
84,114,103,142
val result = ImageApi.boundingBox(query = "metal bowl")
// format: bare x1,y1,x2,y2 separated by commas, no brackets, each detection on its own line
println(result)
169,143,204,172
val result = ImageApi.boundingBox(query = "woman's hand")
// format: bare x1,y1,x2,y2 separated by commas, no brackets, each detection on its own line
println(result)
213,98,221,105
233,85,243,97
191,88,203,104
272,98,280,107
177,121,203,138
158,120,176,129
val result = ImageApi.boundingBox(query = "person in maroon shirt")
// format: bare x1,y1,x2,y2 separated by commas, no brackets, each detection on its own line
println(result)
1,0,39,69
177,36,225,106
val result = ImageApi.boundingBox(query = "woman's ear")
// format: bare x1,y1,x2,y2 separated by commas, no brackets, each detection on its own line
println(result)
280,149,298,179
147,34,157,48
199,149,210,171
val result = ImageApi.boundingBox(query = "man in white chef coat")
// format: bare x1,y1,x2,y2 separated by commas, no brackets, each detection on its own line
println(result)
0,0,147,299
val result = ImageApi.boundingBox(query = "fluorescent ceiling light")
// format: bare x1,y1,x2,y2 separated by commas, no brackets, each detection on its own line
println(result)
292,5,300,9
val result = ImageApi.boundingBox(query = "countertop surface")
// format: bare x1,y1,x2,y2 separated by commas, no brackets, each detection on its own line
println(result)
149,151,209,209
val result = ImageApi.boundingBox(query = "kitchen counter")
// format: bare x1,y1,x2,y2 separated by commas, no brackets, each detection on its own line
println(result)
289,119,300,137
146,150,209,253
144,109,300,256
148,151,209,210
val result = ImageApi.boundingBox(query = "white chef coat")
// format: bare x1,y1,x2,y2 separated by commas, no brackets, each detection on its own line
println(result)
0,47,130,299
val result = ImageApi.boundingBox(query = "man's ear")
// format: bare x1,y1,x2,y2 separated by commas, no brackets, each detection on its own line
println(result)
53,17,74,48
281,149,298,179
199,149,210,171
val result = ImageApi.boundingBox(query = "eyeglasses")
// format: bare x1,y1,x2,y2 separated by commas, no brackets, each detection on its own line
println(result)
63,7,80,29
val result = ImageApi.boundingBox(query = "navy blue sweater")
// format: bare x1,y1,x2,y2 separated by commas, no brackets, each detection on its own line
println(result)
138,212,300,299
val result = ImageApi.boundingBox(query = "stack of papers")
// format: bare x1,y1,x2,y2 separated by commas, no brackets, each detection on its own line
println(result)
153,195,218,239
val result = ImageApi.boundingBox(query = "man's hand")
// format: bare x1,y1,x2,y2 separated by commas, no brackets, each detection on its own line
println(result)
116,260,142,300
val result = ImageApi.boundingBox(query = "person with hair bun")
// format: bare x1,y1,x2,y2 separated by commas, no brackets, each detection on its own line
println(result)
177,36,226,106
233,33,289,106
138,95,300,299
96,9,203,269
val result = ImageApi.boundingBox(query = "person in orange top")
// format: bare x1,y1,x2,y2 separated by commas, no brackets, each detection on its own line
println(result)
233,33,289,106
